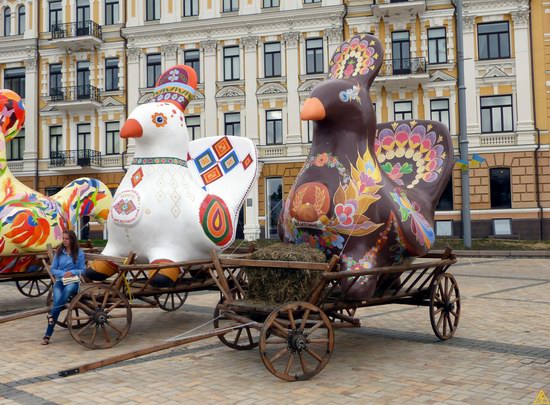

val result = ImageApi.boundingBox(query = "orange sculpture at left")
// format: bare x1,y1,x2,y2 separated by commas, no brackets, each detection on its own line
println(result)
0,89,112,273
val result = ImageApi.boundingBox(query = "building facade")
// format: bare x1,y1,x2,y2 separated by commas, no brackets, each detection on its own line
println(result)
1,0,549,240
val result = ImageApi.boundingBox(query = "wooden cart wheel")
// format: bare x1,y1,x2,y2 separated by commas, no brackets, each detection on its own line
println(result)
16,279,52,297
259,302,334,381
430,273,460,340
155,292,188,312
67,285,132,349
45,288,90,329
213,300,259,350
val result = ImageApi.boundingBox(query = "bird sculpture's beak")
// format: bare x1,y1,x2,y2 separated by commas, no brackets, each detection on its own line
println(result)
120,118,143,138
300,97,326,121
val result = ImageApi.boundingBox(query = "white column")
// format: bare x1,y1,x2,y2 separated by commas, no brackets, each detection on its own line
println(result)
162,43,178,69
325,27,342,60
23,52,38,171
462,15,478,134
512,9,534,137
242,35,261,240
201,40,218,136
126,47,141,159
283,31,302,156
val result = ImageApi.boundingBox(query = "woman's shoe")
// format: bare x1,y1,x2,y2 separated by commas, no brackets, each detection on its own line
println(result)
41,336,50,345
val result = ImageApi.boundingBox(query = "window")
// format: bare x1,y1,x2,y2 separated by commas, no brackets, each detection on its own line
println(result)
392,31,410,74
266,177,282,239
436,177,453,211
306,38,323,74
49,126,63,156
304,0,321,3
49,0,62,32
17,6,25,35
184,50,200,82
436,221,453,237
4,68,26,98
307,120,313,143
105,58,119,91
77,124,91,151
146,0,160,21
223,0,238,12
264,42,281,78
76,61,90,98
394,101,412,121
224,113,240,136
146,54,162,88
186,115,200,140
266,110,283,145
4,7,11,36
45,186,62,196
105,0,119,25
480,95,513,133
6,128,24,160
428,27,447,64
263,0,279,7
183,0,198,16
105,122,119,155
490,168,511,209
430,99,450,130
49,64,62,97
223,46,240,81
493,219,512,236
478,22,510,60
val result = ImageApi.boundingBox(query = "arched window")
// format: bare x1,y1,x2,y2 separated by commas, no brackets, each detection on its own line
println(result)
4,7,11,36
17,6,24,35
490,168,511,209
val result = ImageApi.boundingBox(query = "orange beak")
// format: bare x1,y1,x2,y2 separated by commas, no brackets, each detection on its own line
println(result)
300,97,326,121
120,118,143,138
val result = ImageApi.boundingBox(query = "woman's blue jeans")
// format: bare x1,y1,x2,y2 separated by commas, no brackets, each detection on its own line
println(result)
45,281,79,337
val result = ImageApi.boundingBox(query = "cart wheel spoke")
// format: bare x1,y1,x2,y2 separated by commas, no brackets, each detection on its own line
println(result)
450,309,458,318
106,321,124,336
101,290,111,308
90,326,98,345
264,338,287,345
436,310,444,330
20,280,31,290
106,299,122,313
245,327,254,346
91,293,98,310
307,320,325,335
299,352,308,374
284,352,295,375
232,328,243,346
287,309,296,331
432,307,443,317
101,325,111,344
306,338,329,344
305,347,323,363
300,309,310,330
75,320,95,337
446,313,454,332
270,347,289,364
270,320,289,337
213,300,259,350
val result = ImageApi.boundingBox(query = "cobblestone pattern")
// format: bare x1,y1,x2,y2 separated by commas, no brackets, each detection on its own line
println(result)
0,258,549,404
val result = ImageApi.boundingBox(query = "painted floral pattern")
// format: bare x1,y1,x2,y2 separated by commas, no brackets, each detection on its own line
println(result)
375,122,447,189
390,188,435,249
329,35,378,80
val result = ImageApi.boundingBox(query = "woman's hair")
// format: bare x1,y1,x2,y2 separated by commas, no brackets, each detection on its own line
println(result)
56,230,80,263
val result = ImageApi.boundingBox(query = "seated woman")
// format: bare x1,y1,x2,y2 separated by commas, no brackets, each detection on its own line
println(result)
42,230,85,345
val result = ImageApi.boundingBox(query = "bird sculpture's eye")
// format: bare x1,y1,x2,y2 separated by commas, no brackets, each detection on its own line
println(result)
151,112,168,127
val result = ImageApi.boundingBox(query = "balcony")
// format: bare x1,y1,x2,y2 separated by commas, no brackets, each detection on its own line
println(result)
49,149,102,170
48,86,101,111
371,0,426,19
48,21,103,51
374,57,429,88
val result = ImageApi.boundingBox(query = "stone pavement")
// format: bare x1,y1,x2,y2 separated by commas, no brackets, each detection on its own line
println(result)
0,257,549,404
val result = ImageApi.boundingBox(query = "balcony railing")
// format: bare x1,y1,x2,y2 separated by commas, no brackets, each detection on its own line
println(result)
50,85,101,103
51,21,102,40
378,57,427,76
50,149,102,167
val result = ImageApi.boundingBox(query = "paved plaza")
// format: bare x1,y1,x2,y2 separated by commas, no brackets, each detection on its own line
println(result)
0,257,549,404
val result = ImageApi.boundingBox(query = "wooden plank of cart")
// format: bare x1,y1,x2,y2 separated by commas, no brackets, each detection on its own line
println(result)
208,247,458,381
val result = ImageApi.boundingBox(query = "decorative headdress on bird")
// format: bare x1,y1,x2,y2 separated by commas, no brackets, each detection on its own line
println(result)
151,65,198,112
0,89,25,142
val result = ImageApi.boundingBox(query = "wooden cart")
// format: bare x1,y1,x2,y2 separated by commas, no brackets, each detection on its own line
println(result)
208,248,458,381
47,248,223,350
0,252,52,298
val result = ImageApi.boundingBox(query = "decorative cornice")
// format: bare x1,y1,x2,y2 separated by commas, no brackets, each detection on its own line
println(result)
282,31,300,49
162,43,179,58
126,47,141,63
242,36,259,52
200,39,218,56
